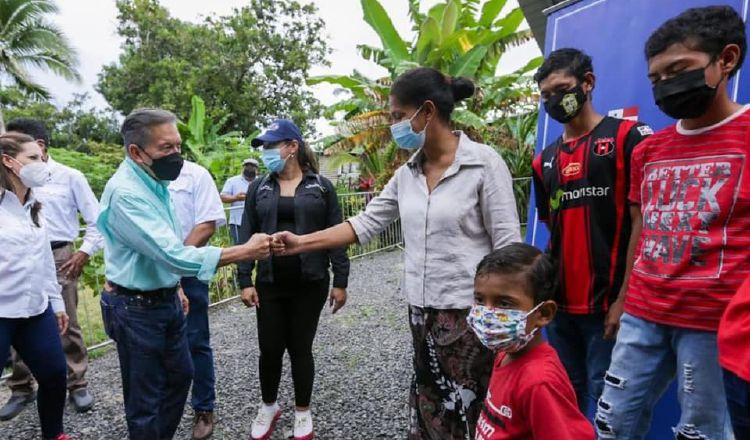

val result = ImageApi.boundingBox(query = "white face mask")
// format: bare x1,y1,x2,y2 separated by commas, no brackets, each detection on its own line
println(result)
6,156,50,188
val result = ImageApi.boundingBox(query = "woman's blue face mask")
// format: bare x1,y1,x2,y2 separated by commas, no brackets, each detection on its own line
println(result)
390,105,428,150
261,143,289,174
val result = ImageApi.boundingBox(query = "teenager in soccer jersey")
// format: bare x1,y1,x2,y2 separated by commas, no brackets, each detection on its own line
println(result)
596,6,749,439
531,48,652,414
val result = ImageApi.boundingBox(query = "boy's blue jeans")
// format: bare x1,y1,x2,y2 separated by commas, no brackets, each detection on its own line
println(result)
723,368,750,440
547,311,615,414
595,313,732,440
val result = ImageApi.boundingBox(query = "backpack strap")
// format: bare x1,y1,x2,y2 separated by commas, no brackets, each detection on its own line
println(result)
248,174,270,215
315,174,328,194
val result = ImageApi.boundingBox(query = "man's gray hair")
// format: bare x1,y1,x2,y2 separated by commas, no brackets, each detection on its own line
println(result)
121,108,177,149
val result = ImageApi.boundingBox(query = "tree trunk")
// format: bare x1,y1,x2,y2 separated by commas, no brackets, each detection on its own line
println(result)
0,106,5,134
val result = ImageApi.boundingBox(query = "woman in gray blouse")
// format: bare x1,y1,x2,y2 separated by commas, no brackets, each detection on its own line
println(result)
273,67,521,440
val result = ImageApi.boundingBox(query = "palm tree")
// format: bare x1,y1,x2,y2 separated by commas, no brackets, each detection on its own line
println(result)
0,0,80,131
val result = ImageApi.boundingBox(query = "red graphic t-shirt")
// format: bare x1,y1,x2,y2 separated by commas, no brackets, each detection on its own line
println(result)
718,275,750,382
475,343,594,440
627,105,750,331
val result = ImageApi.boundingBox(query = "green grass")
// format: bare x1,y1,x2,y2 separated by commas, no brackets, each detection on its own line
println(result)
77,286,108,348
72,220,527,351
76,267,240,350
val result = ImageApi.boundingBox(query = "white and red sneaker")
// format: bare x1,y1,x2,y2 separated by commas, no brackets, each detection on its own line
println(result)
293,410,314,440
251,403,282,440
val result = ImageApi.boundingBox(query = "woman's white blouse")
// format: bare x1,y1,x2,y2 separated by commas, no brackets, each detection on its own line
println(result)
0,189,64,318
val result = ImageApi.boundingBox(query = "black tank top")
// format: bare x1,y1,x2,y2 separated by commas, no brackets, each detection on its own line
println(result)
271,196,302,282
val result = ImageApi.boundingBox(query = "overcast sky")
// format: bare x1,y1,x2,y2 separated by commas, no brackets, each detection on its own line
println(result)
36,0,541,133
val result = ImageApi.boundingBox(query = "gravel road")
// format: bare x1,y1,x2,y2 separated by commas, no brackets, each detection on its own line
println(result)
1,250,412,440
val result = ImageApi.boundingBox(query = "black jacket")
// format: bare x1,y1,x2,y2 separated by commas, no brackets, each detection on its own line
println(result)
237,170,350,289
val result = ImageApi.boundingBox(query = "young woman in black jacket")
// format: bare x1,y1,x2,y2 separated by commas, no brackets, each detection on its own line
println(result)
238,119,349,440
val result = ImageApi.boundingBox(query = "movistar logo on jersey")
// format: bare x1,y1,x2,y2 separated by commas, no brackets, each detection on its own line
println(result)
550,186,611,210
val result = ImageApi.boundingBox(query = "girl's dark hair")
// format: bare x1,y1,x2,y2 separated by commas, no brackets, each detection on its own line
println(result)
390,67,475,121
0,133,43,226
295,140,319,174
475,243,558,304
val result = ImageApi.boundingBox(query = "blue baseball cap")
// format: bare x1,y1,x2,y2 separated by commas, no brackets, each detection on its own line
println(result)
251,119,304,147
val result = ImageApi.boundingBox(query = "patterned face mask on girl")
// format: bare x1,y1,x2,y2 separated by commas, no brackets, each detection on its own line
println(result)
466,302,544,352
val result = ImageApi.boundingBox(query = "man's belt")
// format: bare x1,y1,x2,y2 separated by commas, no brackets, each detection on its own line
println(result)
50,241,72,250
108,282,178,305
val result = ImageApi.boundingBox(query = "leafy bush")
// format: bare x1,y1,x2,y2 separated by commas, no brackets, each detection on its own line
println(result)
48,143,123,197
1,88,121,151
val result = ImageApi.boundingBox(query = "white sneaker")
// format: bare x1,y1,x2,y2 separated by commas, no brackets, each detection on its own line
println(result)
251,403,281,440
293,410,314,440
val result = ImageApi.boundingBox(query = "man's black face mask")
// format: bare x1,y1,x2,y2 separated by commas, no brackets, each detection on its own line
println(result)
140,147,184,181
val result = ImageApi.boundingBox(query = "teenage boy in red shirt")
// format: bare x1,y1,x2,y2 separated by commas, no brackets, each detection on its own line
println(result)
468,243,594,440
595,6,749,440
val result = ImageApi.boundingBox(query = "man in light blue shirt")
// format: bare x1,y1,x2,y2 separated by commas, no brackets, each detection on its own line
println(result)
97,108,271,440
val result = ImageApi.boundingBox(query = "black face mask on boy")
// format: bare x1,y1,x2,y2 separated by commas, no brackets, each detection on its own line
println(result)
544,84,587,124
652,62,724,120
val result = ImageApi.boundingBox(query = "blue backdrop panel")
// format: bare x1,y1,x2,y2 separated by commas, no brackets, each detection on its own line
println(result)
525,1,750,438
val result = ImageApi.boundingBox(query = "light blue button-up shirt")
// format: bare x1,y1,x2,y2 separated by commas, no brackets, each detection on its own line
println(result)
221,174,253,225
97,158,222,290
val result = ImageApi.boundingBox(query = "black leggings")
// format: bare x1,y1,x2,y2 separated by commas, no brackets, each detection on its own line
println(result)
255,280,328,407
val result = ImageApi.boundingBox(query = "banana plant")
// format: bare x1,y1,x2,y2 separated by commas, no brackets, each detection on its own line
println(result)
327,140,406,191
310,0,542,189
356,0,535,79
177,95,259,185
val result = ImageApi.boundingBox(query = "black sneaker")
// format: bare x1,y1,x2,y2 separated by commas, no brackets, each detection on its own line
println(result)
0,392,36,421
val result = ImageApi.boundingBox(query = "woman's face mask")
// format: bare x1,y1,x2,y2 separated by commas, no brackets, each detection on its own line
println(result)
261,142,293,174
390,105,428,150
466,302,544,353
4,154,50,188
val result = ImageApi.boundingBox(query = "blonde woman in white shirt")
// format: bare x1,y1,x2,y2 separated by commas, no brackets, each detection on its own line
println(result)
0,133,71,440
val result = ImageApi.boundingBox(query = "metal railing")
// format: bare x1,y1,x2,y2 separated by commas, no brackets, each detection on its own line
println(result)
514,177,532,228
337,191,404,258
16,181,533,357
58,191,409,355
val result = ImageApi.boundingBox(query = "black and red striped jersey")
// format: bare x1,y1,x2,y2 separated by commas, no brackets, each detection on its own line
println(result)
532,116,652,314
